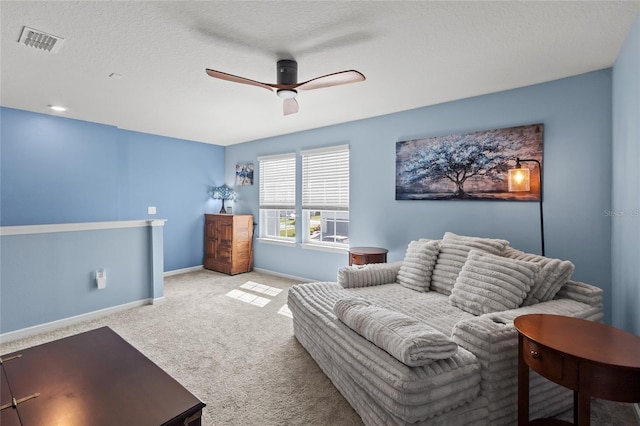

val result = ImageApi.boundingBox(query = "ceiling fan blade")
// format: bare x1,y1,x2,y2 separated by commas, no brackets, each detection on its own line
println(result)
205,68,274,92
283,98,299,115
296,70,365,91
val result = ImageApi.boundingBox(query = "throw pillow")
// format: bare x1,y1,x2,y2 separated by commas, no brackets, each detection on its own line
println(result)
334,298,458,367
337,262,400,288
503,247,575,305
431,232,510,296
449,250,540,315
397,239,440,292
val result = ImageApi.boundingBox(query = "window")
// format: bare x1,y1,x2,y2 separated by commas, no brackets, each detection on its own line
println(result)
258,153,296,242
301,145,349,248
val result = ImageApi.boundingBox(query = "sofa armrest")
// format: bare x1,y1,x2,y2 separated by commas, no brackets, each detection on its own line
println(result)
554,279,603,309
451,299,603,422
337,261,401,288
452,299,603,373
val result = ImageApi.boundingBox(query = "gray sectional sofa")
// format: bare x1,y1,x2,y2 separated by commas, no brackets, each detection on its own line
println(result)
288,233,603,425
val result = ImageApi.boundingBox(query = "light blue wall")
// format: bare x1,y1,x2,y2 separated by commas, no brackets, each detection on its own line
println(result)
226,70,614,322
0,226,154,333
0,107,225,271
1,108,120,224
612,14,640,334
115,129,225,271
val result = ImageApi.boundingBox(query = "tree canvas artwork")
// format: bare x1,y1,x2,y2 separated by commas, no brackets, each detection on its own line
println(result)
396,123,543,201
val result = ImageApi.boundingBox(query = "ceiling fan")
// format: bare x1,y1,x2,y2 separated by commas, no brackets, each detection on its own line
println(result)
205,60,365,115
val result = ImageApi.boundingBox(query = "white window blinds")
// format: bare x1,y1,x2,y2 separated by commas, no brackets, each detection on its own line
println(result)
301,145,349,211
258,153,296,209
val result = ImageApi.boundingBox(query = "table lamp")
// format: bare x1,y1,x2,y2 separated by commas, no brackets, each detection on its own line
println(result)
211,184,235,214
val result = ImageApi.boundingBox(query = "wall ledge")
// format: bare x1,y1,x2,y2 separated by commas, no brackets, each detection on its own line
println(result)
0,219,167,236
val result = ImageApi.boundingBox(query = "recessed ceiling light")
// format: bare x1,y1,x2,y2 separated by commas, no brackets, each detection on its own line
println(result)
49,105,68,112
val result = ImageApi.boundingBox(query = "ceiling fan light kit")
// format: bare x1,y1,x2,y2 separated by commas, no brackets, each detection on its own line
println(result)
205,59,365,115
277,89,297,99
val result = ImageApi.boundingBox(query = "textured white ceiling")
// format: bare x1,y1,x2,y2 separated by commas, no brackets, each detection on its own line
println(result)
1,1,638,146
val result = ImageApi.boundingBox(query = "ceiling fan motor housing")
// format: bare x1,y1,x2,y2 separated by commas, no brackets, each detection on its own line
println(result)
277,60,298,85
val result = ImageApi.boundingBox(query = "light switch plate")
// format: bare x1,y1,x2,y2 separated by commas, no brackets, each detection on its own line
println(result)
148,206,157,215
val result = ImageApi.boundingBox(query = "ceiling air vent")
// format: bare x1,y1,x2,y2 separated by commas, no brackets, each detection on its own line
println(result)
18,26,64,53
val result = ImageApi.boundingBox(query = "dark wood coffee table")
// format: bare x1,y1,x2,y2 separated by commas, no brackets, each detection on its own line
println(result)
515,314,640,426
1,327,205,426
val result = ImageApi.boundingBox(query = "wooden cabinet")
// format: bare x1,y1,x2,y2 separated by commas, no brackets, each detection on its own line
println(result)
204,214,253,275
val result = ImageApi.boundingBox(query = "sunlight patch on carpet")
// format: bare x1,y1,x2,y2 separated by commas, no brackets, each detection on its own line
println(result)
225,281,288,310
225,289,271,307
277,304,292,318
240,281,282,296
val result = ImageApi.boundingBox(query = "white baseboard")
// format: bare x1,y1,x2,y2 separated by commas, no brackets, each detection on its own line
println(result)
252,267,314,283
0,299,153,343
164,265,203,277
164,265,313,283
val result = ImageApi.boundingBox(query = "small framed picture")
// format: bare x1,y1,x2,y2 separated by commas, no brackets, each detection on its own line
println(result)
236,163,254,186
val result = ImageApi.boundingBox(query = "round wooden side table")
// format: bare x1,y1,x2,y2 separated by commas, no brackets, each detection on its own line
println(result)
348,246,388,266
515,314,640,426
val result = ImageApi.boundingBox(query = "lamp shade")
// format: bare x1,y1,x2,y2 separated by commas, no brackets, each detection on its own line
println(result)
211,184,235,200
508,167,530,192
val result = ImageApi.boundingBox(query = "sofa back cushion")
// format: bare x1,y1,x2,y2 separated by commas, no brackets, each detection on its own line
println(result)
449,250,540,315
503,247,575,305
397,239,440,292
431,232,509,296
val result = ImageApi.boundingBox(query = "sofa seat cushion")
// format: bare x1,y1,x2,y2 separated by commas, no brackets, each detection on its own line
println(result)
503,247,575,305
449,250,540,315
334,297,458,366
397,239,440,292
288,281,481,423
305,281,475,335
431,232,510,296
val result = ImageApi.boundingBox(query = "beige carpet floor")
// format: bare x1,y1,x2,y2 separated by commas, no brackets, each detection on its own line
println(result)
1,270,638,425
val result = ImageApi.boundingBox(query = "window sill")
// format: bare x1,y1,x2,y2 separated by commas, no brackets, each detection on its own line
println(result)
300,243,349,254
257,237,296,247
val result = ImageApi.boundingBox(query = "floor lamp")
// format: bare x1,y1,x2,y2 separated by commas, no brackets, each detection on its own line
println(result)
508,158,544,256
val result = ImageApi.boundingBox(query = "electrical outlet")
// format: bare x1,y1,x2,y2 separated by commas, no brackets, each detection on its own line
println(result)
147,206,157,215
96,270,106,289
